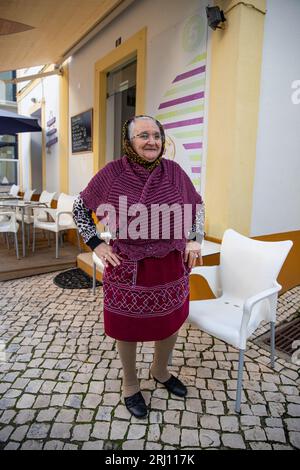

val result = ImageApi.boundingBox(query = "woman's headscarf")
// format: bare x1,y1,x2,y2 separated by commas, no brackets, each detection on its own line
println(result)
122,115,166,171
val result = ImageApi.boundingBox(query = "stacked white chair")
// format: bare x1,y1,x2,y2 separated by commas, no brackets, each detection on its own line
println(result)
9,184,19,197
23,189,36,202
32,192,80,258
187,229,293,413
0,211,20,259
16,190,56,246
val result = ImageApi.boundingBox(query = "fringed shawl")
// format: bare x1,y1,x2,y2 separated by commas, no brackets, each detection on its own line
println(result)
80,155,203,260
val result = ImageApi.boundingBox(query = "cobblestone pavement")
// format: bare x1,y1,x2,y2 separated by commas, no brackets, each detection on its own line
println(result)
0,273,299,450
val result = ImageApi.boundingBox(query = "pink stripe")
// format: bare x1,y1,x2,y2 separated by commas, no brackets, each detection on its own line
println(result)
192,167,201,174
163,117,203,129
159,92,204,110
183,142,202,150
173,66,206,83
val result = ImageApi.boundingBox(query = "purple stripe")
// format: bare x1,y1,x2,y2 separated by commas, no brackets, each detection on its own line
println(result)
183,142,203,150
163,117,203,130
173,66,206,83
159,92,204,110
192,167,201,174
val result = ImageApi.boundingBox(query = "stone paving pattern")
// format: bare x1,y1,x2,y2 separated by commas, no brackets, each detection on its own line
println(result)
0,274,299,450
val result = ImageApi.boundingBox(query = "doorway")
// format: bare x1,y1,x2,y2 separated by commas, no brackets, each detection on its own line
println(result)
93,27,146,172
106,59,136,162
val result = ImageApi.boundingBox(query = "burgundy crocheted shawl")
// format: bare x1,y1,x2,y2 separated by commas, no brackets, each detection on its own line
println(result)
80,155,203,260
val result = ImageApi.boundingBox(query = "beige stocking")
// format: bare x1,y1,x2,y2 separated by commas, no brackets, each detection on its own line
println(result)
116,340,140,397
150,332,178,382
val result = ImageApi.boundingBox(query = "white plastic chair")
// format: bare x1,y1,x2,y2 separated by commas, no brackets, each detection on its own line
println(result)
9,184,19,197
92,231,112,294
16,190,56,246
15,188,35,227
188,229,293,413
23,189,36,202
36,190,57,219
32,193,80,258
0,211,20,259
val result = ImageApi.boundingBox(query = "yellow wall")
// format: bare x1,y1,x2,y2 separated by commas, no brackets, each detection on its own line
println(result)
59,64,69,193
205,0,266,239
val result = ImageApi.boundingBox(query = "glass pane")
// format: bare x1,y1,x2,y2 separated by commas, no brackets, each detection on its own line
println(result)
107,60,136,97
0,160,18,186
0,71,16,102
0,144,17,160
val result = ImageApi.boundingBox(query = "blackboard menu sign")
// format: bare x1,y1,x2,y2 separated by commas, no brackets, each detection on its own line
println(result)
71,109,93,153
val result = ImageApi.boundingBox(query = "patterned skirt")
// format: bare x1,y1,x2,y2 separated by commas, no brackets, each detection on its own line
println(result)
102,249,190,341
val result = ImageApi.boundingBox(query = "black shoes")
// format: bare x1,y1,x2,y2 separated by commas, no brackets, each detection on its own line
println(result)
153,374,187,397
124,391,148,419
124,375,187,418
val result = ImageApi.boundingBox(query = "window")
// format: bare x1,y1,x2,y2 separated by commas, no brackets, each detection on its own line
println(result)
0,135,18,187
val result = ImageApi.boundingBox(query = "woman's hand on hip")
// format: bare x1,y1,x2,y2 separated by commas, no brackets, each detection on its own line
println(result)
184,240,203,269
94,243,122,268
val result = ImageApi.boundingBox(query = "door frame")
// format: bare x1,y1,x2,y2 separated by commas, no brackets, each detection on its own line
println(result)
94,27,146,173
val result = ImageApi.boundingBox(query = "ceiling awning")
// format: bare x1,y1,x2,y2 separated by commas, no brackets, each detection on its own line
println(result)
0,109,42,134
0,0,130,72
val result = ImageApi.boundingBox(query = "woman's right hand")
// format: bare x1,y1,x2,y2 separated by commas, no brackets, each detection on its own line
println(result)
94,243,122,268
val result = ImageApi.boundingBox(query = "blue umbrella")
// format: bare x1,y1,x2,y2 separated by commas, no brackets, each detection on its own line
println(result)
0,109,42,134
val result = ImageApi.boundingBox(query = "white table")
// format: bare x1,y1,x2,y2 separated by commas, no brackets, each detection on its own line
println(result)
0,200,47,257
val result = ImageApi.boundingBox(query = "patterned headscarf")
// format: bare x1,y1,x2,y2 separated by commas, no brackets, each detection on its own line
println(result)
122,115,166,171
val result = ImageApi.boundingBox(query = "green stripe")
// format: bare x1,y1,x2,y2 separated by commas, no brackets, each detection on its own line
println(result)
189,154,202,161
156,104,204,121
165,79,205,97
189,53,206,65
173,130,203,139
192,178,201,186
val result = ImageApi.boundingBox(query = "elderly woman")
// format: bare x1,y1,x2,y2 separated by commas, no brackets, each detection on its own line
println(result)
73,115,204,419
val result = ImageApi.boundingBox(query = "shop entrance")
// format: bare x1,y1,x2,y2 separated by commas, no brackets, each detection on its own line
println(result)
93,28,146,172
106,59,136,162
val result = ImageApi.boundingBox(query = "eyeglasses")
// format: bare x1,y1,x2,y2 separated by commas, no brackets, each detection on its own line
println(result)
131,132,162,141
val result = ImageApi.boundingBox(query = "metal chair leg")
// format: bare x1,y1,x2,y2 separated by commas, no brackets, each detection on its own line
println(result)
76,230,81,252
27,223,30,247
235,349,245,413
93,261,96,295
32,226,35,252
270,321,275,368
14,232,19,259
56,231,59,258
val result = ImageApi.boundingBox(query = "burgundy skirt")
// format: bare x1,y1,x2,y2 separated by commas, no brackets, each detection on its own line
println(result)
102,249,190,341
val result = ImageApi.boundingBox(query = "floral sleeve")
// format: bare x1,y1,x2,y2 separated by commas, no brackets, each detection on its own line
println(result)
72,196,104,250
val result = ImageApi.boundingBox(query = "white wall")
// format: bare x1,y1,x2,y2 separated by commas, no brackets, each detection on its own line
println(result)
18,74,60,195
68,0,208,195
251,0,300,236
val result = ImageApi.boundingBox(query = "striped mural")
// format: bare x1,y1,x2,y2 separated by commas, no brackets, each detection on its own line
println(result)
156,53,206,191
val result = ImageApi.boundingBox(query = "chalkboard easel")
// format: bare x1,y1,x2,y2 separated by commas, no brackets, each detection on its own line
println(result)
71,109,93,153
